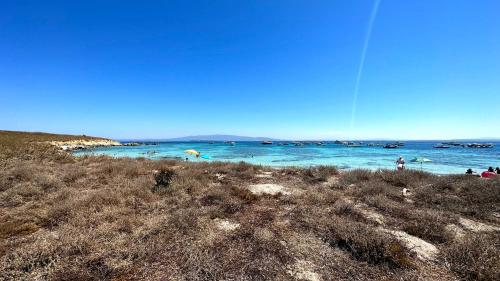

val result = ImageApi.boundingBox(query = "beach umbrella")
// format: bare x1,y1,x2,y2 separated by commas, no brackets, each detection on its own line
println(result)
184,149,200,156
411,157,432,170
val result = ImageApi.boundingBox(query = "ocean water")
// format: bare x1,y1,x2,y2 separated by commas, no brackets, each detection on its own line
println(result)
73,141,500,174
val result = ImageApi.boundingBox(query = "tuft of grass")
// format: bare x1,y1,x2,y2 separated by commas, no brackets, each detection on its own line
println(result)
442,233,500,281
301,165,339,183
324,216,415,269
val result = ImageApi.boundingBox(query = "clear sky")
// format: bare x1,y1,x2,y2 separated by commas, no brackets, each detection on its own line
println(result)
1,0,499,140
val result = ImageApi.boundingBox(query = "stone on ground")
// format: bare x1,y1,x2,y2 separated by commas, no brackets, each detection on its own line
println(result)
459,217,500,232
382,229,439,261
213,219,240,231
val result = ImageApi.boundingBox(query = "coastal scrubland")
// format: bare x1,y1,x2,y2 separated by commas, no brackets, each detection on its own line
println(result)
0,131,499,280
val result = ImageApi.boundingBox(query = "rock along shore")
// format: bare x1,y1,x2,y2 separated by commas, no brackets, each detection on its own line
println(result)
49,139,122,151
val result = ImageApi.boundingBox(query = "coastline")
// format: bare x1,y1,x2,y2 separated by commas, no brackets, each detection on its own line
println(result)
49,139,122,151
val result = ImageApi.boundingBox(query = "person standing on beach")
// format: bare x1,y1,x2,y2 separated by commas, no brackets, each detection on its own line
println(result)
396,156,405,170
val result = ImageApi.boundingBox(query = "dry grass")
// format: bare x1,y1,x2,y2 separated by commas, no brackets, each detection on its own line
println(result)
0,131,498,280
442,233,499,281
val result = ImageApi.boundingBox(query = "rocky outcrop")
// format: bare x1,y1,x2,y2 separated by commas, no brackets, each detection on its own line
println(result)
49,139,121,151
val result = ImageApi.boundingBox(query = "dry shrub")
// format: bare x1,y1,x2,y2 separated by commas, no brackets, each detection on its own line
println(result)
414,176,500,221
364,194,411,219
377,169,433,188
62,165,86,184
340,169,373,185
230,186,258,203
301,165,339,183
152,169,175,192
324,216,414,269
332,199,368,223
442,233,500,281
351,179,403,202
0,221,39,239
402,210,455,244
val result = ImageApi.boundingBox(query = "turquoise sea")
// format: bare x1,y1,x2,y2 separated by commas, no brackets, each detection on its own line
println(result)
74,141,500,174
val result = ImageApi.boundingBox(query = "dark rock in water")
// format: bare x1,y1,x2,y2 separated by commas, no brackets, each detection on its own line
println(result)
153,169,175,192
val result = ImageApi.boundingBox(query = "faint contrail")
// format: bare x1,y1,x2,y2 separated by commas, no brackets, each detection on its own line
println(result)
349,0,381,137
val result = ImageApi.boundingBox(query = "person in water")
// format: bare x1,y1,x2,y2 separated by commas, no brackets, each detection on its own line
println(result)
488,167,494,173
396,156,405,170
496,167,500,174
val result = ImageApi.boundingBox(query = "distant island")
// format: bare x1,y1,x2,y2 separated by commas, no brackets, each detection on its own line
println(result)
156,134,281,142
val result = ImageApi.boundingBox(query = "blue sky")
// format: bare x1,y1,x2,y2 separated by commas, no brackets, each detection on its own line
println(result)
1,0,499,140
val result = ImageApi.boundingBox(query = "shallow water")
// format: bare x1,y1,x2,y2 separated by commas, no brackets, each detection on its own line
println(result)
73,141,500,174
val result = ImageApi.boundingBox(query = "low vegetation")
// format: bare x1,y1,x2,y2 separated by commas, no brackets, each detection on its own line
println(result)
0,131,499,280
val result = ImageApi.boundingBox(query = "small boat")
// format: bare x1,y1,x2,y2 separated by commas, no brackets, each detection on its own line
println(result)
334,140,343,144
224,141,236,146
316,142,325,146
293,142,304,146
434,144,450,149
347,144,363,147
383,144,398,149
466,143,493,148
395,142,405,147
261,141,273,145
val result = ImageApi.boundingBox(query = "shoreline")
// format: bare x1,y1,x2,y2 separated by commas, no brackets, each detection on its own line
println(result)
48,139,122,151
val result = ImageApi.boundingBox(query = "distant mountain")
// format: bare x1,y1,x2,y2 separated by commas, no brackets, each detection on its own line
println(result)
164,134,280,142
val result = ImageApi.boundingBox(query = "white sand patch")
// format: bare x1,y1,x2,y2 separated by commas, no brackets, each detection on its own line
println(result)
213,219,240,231
459,217,500,232
288,260,321,281
382,229,439,261
247,184,290,195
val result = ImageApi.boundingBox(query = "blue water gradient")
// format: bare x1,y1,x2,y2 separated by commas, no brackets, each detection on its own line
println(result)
74,141,500,174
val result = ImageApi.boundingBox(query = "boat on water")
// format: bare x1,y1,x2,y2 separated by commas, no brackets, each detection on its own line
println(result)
434,144,450,149
316,142,325,146
347,143,363,147
293,142,304,146
383,144,398,149
224,141,236,146
333,140,343,144
395,142,405,147
261,141,273,145
464,143,494,148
